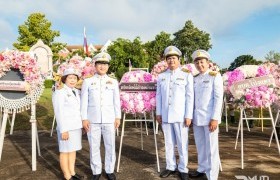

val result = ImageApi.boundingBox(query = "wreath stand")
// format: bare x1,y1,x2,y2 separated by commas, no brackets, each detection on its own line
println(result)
50,116,56,137
235,106,280,169
222,97,229,132
0,96,42,171
116,110,160,172
269,109,280,147
222,97,251,132
0,110,16,135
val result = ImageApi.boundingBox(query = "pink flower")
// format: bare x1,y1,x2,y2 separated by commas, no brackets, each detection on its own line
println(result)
245,94,252,101
120,70,156,113
143,73,152,82
228,69,245,87
257,66,270,77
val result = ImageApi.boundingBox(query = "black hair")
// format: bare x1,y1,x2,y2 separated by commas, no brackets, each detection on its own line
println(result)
95,61,109,65
194,57,209,62
165,54,180,59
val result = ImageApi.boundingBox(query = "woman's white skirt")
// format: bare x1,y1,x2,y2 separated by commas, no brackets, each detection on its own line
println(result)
57,128,82,153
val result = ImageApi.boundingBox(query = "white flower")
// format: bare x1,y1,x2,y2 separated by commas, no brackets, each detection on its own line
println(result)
237,65,258,78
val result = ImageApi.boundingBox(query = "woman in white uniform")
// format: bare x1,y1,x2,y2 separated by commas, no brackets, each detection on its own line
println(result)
53,68,83,180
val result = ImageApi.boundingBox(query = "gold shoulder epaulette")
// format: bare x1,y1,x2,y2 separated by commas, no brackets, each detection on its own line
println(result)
84,74,94,79
108,73,117,79
209,71,218,76
53,72,61,82
181,68,190,73
75,79,83,90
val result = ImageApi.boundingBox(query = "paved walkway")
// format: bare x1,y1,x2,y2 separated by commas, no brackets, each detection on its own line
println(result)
0,125,279,179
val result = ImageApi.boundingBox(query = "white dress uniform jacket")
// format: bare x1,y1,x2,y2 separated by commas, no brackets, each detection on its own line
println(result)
193,70,223,126
156,68,194,122
53,85,82,133
81,74,121,123
80,73,121,175
193,69,223,180
156,67,194,173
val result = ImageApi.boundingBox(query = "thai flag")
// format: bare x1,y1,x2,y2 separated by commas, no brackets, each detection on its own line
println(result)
83,27,89,56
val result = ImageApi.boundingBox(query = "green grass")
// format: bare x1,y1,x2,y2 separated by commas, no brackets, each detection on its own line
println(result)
4,88,54,132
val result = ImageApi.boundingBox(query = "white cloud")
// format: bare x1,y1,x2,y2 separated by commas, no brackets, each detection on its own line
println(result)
1,0,279,36
1,0,280,67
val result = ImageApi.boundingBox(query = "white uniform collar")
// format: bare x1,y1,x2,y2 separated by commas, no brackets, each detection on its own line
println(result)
94,73,108,79
167,67,180,74
200,69,210,76
64,84,75,91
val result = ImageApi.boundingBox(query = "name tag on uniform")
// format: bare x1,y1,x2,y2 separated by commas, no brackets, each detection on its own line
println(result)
91,82,96,86
161,78,166,81
176,78,184,81
203,80,209,83
106,80,113,84
67,94,71,97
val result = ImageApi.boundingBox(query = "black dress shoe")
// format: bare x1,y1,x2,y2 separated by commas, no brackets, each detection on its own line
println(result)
72,173,84,179
179,172,189,180
106,173,116,180
92,174,101,180
159,169,176,178
189,171,206,178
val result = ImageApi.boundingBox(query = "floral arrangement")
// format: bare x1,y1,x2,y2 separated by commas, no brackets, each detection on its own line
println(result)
225,65,278,108
56,55,95,79
181,63,199,76
209,62,220,72
151,60,168,78
0,50,44,95
244,86,277,108
265,63,280,108
54,55,95,89
120,70,156,114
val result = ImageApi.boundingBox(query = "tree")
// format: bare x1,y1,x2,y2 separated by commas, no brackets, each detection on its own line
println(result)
228,55,262,71
13,13,65,61
265,50,280,64
173,20,212,62
107,37,149,80
144,31,172,68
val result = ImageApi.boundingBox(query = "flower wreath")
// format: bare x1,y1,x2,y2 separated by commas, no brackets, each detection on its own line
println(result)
120,70,156,114
53,55,95,89
0,50,44,95
225,65,278,108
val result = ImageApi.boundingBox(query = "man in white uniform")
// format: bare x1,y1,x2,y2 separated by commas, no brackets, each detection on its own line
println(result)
189,50,223,180
156,46,194,180
81,52,121,180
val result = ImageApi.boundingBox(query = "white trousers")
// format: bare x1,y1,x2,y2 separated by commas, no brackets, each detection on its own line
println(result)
193,125,219,180
162,122,189,173
87,123,116,175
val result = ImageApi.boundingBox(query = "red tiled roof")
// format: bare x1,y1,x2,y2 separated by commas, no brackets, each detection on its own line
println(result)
66,45,103,52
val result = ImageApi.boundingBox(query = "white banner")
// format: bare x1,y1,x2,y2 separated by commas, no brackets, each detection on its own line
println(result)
230,75,275,98
0,81,27,91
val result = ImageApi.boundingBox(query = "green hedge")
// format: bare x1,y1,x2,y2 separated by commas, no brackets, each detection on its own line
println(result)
44,79,54,88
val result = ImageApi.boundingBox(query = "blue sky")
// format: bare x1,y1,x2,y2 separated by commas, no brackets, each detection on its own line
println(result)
210,5,280,67
1,0,280,68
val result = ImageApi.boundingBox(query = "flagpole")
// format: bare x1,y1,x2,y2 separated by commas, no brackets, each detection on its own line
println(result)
83,26,89,57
